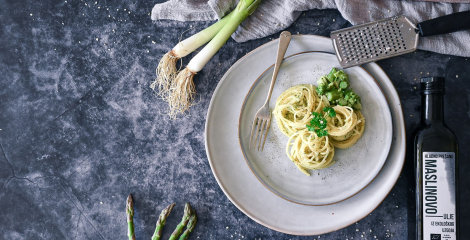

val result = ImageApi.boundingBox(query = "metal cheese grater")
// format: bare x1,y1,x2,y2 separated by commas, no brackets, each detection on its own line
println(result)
331,11,470,68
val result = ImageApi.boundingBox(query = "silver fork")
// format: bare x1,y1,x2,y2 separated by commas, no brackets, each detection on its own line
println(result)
250,31,291,151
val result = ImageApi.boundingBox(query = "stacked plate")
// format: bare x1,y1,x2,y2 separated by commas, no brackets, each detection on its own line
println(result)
205,35,405,235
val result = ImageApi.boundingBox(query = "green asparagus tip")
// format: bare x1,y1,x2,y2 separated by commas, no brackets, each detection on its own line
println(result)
169,203,194,240
126,194,134,217
151,203,176,240
159,203,176,222
184,202,193,216
126,194,136,240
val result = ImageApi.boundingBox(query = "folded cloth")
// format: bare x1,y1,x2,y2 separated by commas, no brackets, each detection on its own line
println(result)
152,0,470,57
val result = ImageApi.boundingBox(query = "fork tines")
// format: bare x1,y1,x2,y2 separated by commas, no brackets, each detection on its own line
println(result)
249,116,271,151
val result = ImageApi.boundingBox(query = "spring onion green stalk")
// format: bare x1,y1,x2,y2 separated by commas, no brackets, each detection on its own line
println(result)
168,0,262,118
151,11,234,99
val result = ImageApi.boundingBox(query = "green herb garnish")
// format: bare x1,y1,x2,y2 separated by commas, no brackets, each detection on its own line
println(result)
323,107,336,117
306,112,328,137
307,107,336,137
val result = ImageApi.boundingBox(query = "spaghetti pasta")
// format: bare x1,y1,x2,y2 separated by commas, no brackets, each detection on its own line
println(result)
327,106,357,137
272,70,366,175
286,130,335,176
330,111,365,149
273,84,328,137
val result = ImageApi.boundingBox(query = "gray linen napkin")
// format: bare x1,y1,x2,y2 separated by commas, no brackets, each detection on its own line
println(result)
152,0,470,57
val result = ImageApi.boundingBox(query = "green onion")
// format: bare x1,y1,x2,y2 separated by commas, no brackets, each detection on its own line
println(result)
151,11,234,99
167,0,262,118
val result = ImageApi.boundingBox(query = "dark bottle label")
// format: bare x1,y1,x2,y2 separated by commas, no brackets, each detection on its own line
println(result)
422,152,456,240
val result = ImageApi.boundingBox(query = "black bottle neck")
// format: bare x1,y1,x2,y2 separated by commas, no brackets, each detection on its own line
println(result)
422,93,444,126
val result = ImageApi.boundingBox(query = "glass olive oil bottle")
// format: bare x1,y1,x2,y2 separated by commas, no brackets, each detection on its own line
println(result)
415,77,459,240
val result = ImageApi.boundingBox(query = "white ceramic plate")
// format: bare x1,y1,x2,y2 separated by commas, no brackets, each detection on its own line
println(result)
238,52,393,205
205,35,406,235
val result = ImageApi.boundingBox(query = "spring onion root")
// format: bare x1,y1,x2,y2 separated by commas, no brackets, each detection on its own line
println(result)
151,50,179,99
168,68,196,118
152,12,235,100
167,0,262,117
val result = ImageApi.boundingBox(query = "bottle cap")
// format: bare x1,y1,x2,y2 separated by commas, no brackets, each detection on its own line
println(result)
420,77,445,94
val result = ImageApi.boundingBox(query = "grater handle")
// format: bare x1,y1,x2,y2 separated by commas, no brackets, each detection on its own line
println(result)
417,10,470,37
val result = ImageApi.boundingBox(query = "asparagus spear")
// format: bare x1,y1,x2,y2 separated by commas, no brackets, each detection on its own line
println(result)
178,212,197,240
169,203,193,240
126,194,136,240
151,203,176,240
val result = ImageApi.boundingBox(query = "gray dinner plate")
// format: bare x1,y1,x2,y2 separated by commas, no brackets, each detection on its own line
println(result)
239,52,393,205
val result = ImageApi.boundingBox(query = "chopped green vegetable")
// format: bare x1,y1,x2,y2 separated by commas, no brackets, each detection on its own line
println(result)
316,76,329,95
325,89,342,102
339,81,348,89
327,67,349,83
316,67,361,110
353,102,362,110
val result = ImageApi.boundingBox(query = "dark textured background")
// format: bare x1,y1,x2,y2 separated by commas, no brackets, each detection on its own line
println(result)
1,0,469,239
